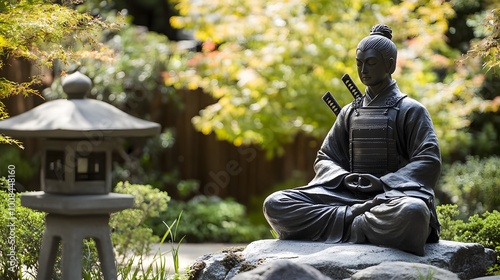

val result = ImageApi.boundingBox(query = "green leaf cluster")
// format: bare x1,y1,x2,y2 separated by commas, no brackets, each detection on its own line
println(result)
148,195,270,243
0,187,44,279
439,156,500,218
111,181,171,264
0,0,118,145
461,8,500,71
437,204,500,275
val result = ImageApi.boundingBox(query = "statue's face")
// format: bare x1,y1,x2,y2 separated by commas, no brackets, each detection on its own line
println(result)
356,48,390,87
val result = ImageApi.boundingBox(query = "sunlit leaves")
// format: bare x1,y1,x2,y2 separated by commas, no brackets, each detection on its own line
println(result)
461,8,500,71
419,71,488,158
167,0,485,158
0,0,118,69
0,0,118,146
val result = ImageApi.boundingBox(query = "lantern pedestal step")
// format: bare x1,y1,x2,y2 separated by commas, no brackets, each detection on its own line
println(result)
20,191,133,215
21,192,134,280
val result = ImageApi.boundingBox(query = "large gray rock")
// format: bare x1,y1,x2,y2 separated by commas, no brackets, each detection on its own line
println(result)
350,261,460,280
232,259,332,280
189,240,496,280
232,260,462,280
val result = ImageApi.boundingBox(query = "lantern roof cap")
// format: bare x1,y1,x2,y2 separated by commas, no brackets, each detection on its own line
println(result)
0,71,160,138
62,71,92,99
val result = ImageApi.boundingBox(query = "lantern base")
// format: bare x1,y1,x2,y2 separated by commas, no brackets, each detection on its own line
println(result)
20,191,134,280
37,214,116,280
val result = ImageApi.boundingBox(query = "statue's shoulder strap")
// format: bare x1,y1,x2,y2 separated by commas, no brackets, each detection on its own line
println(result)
385,94,407,108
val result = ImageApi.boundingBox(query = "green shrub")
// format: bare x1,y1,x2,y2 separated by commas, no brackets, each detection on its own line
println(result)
0,180,172,279
148,195,271,243
436,204,465,241
439,156,500,218
0,188,44,279
437,204,500,275
111,181,171,264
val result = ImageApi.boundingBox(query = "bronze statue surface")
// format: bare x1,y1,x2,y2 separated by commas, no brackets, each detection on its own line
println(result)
263,24,441,256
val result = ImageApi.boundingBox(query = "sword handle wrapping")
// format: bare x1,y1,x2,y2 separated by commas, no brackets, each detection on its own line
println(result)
322,91,342,116
341,73,363,100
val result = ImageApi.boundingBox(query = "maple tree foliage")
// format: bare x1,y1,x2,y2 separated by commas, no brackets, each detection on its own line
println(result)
166,0,496,158
0,0,118,146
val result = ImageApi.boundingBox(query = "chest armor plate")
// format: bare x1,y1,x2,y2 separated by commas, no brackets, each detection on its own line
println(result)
349,103,400,178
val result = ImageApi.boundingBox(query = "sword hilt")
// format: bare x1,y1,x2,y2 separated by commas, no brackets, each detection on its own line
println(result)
322,91,342,116
341,73,363,100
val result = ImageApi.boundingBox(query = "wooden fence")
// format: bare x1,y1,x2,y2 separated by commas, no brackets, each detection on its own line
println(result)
159,89,323,206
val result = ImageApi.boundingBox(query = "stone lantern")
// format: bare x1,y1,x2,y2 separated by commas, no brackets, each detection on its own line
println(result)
0,71,160,280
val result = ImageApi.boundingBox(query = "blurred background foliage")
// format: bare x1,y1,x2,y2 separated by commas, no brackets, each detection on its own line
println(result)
439,156,500,219
0,0,499,247
167,0,499,159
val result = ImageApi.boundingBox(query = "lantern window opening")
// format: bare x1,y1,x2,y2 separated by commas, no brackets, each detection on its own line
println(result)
46,150,65,180
75,152,106,181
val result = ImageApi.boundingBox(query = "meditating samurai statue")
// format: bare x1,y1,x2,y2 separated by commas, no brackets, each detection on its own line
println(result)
263,24,441,256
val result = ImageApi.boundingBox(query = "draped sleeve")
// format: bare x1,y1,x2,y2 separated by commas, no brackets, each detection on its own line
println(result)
380,98,441,199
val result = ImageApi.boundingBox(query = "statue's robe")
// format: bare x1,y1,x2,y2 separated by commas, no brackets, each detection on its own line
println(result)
264,80,441,256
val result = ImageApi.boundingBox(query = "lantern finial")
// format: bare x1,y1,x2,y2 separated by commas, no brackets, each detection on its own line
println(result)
62,71,92,99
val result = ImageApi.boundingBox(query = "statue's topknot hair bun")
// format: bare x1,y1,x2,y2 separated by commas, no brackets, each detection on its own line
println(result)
358,23,397,73
369,24,392,40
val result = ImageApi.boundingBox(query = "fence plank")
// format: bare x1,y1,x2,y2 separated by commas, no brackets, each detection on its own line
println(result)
162,89,321,207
